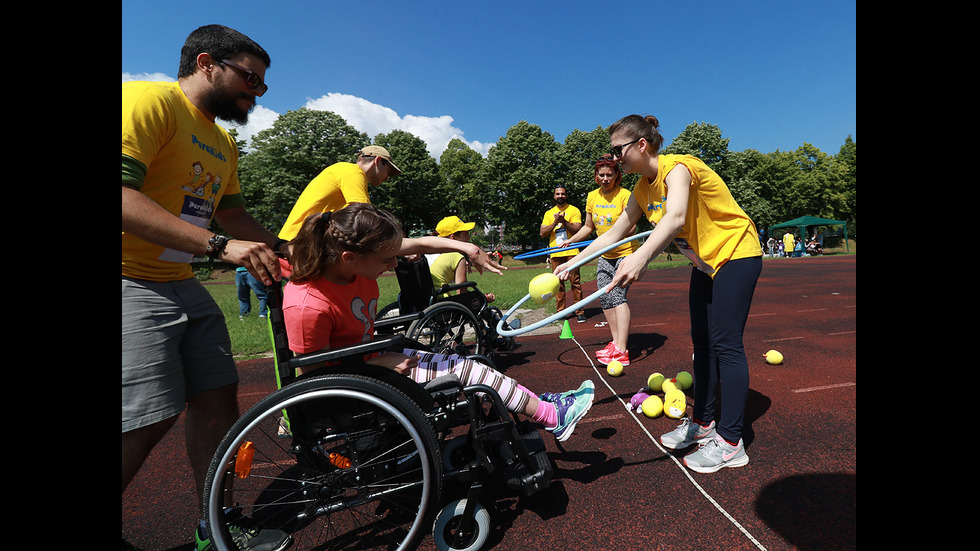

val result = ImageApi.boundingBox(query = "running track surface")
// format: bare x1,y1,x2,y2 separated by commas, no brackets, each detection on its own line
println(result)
122,255,856,551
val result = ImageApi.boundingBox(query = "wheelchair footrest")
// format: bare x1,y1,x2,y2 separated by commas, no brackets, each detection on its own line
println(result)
504,427,553,497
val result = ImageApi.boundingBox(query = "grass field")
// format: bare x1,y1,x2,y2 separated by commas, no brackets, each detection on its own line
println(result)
205,244,854,359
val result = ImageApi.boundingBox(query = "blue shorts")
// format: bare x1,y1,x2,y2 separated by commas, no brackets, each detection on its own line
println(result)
122,277,238,433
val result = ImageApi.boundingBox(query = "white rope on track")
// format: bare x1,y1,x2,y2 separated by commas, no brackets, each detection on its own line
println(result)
569,335,768,551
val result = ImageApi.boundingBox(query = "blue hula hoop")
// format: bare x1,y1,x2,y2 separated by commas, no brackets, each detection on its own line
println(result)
496,230,653,337
512,240,595,261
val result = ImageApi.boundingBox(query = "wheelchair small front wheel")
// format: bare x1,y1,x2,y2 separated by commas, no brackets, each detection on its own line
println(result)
433,499,490,551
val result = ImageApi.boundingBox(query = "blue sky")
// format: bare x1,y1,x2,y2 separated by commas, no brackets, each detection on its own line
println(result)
122,0,856,159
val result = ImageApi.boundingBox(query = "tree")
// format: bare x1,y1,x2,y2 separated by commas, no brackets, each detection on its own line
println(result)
556,127,617,203
482,121,561,247
371,129,442,235
237,108,368,232
438,138,489,226
662,121,731,175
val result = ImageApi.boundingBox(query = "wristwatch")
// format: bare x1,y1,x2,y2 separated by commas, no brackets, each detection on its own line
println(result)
206,235,230,259
273,238,289,257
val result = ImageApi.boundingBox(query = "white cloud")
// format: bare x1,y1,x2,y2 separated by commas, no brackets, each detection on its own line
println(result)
122,72,174,83
121,74,492,158
304,93,494,158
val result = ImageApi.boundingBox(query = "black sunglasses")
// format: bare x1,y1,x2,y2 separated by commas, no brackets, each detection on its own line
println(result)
609,138,640,159
220,59,268,96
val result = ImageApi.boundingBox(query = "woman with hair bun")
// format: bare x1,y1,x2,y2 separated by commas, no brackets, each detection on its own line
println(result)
554,115,763,473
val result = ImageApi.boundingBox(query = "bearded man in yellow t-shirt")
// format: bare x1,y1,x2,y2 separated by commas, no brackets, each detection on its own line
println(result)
540,185,585,322
121,24,290,550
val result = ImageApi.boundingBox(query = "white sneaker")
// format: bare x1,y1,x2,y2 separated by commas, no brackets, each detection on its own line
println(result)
660,418,716,449
683,433,749,473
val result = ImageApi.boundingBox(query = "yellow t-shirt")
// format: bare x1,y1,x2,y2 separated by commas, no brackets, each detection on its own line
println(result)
429,252,464,297
632,155,761,276
782,232,795,251
122,81,242,282
278,162,370,240
541,204,582,259
586,186,638,260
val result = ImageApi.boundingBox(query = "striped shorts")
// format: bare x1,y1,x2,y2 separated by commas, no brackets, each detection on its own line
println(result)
402,348,532,414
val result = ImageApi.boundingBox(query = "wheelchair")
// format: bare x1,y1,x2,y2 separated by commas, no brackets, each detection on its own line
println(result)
374,257,520,366
203,280,553,551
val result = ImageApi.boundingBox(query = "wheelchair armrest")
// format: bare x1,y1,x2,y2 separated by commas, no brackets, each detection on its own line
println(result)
288,334,411,370
436,281,479,295
374,313,418,333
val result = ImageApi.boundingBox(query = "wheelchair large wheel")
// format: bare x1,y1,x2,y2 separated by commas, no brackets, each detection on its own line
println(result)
204,374,442,551
407,302,485,357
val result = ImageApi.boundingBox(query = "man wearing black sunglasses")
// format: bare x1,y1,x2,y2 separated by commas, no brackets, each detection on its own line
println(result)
123,24,290,551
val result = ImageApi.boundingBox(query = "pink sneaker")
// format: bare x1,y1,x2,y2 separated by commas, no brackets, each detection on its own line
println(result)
594,342,616,361
598,344,629,366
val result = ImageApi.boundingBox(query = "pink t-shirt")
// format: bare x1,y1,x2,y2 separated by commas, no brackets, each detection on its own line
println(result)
282,274,380,355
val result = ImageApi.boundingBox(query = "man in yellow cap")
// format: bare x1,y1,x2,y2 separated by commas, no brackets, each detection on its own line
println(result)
277,145,402,240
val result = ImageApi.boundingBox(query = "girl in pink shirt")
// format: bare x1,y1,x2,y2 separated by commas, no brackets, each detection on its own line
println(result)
282,203,594,442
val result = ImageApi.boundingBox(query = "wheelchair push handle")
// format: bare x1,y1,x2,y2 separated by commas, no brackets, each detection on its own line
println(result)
495,230,652,337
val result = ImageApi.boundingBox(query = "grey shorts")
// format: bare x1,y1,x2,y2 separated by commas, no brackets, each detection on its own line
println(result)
122,276,238,433
596,256,631,310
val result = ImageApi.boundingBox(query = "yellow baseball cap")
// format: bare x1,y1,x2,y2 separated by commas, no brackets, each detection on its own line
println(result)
436,216,476,237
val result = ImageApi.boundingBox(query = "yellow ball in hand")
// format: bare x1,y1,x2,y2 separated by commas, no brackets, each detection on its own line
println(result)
528,273,560,304
641,395,663,418
606,360,624,376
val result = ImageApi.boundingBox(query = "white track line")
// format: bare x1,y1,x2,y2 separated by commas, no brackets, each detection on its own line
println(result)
571,336,768,551
792,382,855,393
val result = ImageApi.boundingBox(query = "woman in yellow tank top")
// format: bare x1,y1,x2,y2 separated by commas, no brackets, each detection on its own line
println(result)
553,114,762,474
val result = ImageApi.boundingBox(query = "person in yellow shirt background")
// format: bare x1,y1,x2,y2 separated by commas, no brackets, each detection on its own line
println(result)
429,215,496,302
563,156,638,365
540,185,586,323
781,231,795,258
277,145,401,240
554,114,762,475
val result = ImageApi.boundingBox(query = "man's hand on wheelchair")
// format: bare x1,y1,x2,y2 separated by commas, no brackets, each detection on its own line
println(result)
366,352,419,374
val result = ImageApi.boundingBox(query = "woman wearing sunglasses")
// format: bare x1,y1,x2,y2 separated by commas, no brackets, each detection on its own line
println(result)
553,114,762,474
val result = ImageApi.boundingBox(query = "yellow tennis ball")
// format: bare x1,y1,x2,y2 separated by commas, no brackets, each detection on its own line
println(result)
647,373,665,392
528,273,560,304
641,395,663,418
675,371,693,390
661,378,679,394
606,360,624,376
664,390,687,419
764,350,784,365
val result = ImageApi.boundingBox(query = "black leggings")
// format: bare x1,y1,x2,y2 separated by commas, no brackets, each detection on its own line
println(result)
689,256,762,443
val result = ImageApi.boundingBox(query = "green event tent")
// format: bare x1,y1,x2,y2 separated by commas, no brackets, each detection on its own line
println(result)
767,215,849,253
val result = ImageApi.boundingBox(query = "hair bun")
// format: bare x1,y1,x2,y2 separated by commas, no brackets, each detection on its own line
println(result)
645,115,660,130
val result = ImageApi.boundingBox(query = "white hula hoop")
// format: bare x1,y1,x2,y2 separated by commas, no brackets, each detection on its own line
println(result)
496,230,652,337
